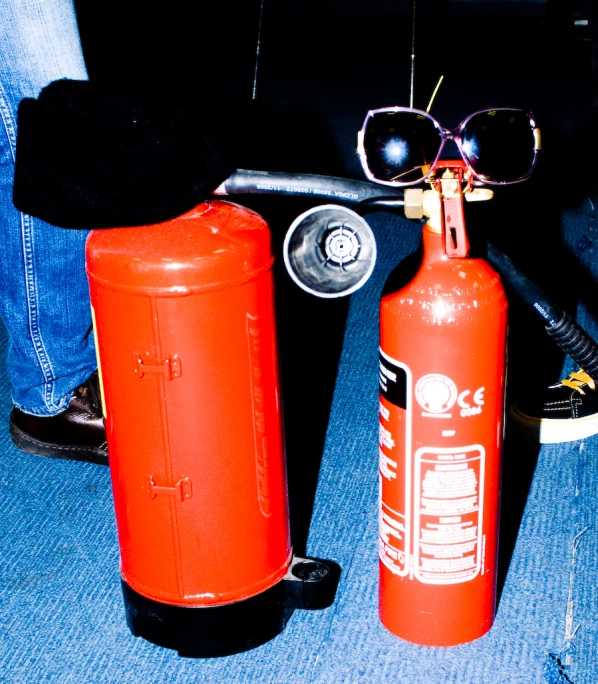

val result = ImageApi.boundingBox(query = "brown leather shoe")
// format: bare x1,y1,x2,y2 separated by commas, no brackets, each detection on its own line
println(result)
9,371,108,466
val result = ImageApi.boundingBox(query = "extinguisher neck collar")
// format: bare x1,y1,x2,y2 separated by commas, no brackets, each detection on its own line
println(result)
421,223,447,262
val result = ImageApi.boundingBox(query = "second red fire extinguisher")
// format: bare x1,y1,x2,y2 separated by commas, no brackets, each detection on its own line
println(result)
86,200,339,657
378,163,508,646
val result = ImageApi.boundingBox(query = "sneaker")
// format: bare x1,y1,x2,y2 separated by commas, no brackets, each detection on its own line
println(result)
509,369,598,444
9,371,108,465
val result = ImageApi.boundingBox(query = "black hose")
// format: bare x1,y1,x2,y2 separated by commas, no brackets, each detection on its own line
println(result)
355,197,406,213
219,169,404,204
486,244,598,379
486,244,563,326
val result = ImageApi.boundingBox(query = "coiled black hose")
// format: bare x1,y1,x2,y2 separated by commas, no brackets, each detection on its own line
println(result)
486,245,598,379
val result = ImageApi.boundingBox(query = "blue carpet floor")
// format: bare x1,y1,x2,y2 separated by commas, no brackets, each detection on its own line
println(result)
2,8,597,680
1,199,597,683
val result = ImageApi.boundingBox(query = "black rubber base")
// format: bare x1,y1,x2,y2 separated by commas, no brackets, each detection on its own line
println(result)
122,555,340,658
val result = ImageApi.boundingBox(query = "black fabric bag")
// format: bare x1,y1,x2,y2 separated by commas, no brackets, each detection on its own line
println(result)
13,79,246,229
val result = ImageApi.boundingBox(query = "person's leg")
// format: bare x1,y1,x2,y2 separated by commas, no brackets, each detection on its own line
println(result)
0,0,105,463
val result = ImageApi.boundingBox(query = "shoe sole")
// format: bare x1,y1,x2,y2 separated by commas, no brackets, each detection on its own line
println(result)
509,405,598,444
9,419,108,466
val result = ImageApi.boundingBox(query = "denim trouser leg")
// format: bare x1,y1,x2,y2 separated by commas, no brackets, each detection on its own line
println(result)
0,0,97,415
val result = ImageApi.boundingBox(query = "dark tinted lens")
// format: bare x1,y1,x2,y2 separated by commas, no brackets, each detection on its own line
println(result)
460,110,536,183
362,111,442,184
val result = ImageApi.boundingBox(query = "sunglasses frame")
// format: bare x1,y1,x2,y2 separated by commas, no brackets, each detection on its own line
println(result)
357,106,540,187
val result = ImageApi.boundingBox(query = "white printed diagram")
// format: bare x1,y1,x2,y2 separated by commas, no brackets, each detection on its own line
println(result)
379,498,408,575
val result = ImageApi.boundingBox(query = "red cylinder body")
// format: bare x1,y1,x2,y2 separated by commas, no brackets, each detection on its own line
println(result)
86,200,292,608
378,222,507,646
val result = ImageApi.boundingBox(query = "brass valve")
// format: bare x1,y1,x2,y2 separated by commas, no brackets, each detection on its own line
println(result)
404,186,494,222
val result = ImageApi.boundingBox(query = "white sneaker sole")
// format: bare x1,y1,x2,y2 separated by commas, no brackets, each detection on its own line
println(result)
509,405,598,444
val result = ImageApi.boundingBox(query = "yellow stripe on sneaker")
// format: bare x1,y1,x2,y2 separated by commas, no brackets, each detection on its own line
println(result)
561,369,596,395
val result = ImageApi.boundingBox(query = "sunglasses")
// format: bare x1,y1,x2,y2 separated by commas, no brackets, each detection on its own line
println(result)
357,107,541,187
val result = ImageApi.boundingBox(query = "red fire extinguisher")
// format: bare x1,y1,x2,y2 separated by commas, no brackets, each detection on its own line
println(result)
378,161,507,646
86,200,338,657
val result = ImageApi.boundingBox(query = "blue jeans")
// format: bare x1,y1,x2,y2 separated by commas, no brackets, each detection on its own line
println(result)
0,0,96,415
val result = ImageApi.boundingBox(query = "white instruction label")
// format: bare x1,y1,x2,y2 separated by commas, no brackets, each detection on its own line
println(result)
378,350,412,577
379,497,409,576
413,445,484,584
